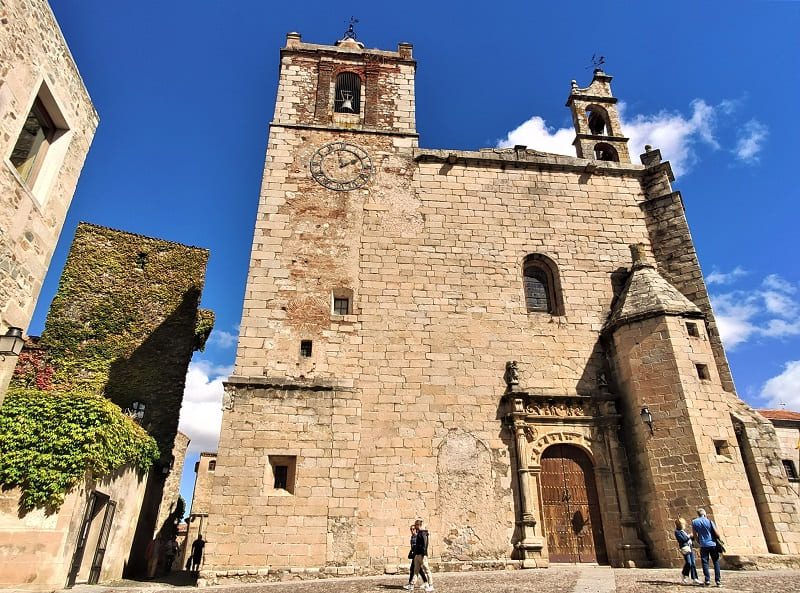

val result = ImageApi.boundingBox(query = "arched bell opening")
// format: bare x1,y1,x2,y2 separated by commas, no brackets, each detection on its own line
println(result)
593,142,619,162
585,105,611,136
334,72,362,114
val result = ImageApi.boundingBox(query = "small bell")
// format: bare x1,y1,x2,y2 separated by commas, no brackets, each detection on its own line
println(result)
339,90,354,112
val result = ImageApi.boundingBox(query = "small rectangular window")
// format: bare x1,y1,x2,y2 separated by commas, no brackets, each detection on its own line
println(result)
208,460,216,472
300,340,312,357
273,465,288,489
783,459,799,481
714,439,732,459
268,455,296,494
696,364,710,381
686,322,700,337
333,297,350,315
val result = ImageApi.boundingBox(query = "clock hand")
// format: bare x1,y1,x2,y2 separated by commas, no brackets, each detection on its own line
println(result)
340,157,359,168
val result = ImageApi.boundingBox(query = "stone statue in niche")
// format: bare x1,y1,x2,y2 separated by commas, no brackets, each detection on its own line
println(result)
523,425,537,441
504,361,519,387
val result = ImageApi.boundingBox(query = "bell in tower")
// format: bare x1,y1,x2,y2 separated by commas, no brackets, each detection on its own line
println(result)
566,68,631,163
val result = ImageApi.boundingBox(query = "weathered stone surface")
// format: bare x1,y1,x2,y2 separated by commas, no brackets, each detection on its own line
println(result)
0,0,98,405
203,32,800,580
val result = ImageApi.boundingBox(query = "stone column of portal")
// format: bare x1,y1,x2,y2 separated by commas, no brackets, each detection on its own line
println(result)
601,419,649,567
512,419,544,567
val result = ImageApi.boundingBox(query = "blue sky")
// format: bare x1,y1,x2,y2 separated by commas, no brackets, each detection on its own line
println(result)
38,1,800,508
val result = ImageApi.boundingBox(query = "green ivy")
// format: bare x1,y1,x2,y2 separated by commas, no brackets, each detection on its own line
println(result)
194,309,215,352
0,387,159,512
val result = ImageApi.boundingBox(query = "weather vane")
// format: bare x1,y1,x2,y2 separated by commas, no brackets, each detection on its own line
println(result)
587,53,606,71
343,16,359,41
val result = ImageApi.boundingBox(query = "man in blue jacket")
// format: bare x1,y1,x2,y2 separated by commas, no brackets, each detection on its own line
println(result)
692,508,722,587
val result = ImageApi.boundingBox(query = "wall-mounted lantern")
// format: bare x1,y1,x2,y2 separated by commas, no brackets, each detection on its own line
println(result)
640,406,654,435
125,401,145,422
0,327,25,358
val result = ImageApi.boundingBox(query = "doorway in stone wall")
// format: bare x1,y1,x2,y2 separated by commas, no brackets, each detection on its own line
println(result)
66,491,116,587
540,444,607,563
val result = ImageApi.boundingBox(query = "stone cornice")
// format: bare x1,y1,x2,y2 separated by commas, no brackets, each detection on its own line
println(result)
225,374,355,392
414,148,647,177
270,122,419,138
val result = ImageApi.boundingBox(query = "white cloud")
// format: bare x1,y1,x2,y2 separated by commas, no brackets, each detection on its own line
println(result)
621,99,720,176
760,360,800,410
178,359,232,455
763,274,795,294
734,120,768,163
710,272,800,350
706,266,748,285
208,329,238,349
494,116,574,155
495,98,767,176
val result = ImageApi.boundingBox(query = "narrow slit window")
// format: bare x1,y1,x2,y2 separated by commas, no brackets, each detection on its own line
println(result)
300,340,312,358
334,72,361,114
273,465,288,489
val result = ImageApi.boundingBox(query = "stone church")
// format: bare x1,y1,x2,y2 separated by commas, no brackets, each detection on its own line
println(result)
202,31,800,581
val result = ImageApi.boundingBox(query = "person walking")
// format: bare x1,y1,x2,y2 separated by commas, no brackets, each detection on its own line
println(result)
675,518,700,585
404,518,433,591
692,508,722,587
405,525,428,589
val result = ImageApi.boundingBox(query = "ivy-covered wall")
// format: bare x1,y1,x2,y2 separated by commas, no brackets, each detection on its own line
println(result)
38,222,212,461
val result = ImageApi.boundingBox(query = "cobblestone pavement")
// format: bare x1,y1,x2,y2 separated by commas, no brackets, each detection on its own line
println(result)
11,566,800,593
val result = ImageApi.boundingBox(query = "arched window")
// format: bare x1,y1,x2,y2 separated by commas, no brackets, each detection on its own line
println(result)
523,254,563,314
593,142,619,162
334,72,361,114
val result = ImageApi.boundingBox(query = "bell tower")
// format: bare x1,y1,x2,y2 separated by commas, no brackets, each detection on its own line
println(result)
275,30,417,136
566,69,630,163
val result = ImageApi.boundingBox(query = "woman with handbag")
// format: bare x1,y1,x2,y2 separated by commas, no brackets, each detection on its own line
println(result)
675,518,701,584
404,524,428,590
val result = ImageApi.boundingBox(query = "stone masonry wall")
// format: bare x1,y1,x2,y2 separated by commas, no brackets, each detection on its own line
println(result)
641,192,735,394
610,313,767,566
0,464,148,590
0,0,98,403
210,130,663,572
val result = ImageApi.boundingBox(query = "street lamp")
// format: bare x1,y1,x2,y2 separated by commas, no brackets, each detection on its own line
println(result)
0,327,25,359
125,401,145,422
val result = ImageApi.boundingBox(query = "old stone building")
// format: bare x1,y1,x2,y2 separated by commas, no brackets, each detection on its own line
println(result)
202,32,800,582
759,410,800,498
182,452,217,570
0,0,98,405
0,223,211,588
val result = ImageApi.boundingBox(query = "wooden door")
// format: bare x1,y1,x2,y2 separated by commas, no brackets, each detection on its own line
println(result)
540,444,607,563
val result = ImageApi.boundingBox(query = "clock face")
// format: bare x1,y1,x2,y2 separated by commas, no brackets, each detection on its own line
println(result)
309,142,373,191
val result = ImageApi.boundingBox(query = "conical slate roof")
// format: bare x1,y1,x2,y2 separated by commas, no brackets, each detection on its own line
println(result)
605,244,702,332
